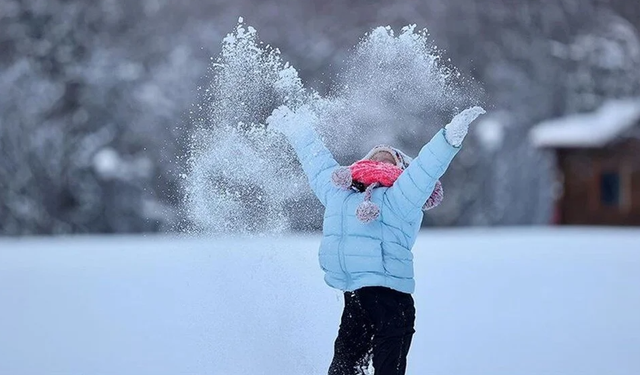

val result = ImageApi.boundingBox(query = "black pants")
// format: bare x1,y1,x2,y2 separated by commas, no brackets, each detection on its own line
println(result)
328,286,415,375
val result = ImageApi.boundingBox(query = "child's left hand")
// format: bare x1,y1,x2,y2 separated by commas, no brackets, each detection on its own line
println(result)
444,106,486,147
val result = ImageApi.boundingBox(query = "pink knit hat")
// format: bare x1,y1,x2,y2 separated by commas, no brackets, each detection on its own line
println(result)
331,145,444,223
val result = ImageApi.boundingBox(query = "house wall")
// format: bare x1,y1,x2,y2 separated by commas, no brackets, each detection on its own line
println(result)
557,139,640,226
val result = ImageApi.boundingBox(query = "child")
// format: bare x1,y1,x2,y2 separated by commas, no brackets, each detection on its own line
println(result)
266,105,485,375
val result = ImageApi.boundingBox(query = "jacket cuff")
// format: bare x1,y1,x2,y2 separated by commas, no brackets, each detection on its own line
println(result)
423,129,461,161
441,128,463,149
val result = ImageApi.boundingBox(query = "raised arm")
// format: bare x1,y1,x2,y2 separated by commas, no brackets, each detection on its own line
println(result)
267,105,340,206
384,106,485,220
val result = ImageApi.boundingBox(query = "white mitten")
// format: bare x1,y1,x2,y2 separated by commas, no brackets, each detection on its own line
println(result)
444,106,486,147
266,104,316,139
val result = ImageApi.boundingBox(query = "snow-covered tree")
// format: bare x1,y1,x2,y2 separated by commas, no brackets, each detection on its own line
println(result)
0,0,208,234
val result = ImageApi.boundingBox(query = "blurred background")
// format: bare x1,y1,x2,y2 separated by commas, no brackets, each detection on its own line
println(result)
2,3,640,374
2,0,640,235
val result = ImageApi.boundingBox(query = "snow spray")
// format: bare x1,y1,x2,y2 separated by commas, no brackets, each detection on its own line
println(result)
184,18,481,235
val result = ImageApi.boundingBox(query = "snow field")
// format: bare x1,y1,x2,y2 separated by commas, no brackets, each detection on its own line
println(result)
0,228,639,375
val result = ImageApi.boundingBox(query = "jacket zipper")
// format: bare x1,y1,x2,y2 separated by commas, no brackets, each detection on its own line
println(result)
338,196,351,289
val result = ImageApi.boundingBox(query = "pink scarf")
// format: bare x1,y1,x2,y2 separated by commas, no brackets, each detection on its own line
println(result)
332,160,444,223
350,160,403,187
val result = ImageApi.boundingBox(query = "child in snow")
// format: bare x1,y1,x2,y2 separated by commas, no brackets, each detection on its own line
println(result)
266,104,485,375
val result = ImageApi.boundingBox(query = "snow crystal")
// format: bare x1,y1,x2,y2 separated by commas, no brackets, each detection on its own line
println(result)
530,98,640,148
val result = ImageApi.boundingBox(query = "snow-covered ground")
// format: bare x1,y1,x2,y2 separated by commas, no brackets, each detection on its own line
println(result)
1,228,639,375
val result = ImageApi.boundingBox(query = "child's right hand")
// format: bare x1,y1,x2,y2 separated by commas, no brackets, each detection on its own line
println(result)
266,104,316,138
267,104,292,127
266,105,296,136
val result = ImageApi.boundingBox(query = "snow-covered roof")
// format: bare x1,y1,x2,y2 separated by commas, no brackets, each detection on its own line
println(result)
530,98,640,148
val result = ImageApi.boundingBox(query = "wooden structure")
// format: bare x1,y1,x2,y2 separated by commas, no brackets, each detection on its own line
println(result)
530,99,640,226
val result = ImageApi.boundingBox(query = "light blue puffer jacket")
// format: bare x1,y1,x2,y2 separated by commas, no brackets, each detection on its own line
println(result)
287,125,460,294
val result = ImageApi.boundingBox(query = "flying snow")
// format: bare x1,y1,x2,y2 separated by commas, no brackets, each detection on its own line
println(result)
184,19,482,234
315,25,479,150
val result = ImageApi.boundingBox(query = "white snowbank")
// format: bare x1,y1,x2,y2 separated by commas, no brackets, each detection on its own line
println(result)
1,228,639,375
530,98,640,148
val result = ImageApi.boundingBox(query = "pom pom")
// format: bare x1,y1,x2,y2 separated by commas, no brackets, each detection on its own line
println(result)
356,201,380,223
423,180,444,211
331,167,353,189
